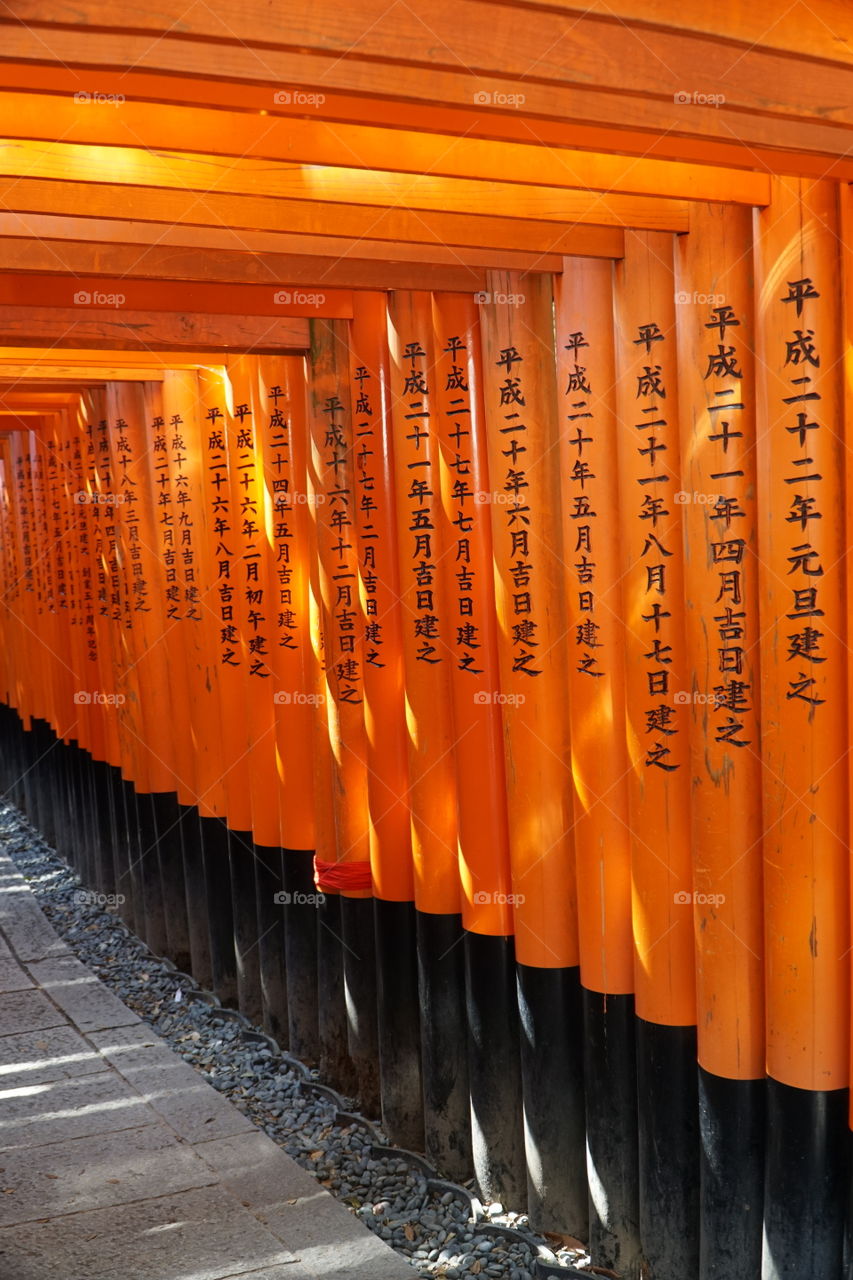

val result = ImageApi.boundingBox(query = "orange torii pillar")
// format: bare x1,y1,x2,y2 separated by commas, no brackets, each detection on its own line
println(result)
348,294,424,1149
675,203,766,1280
221,355,282,1027
307,317,379,1106
50,405,88,871
614,232,699,1278
256,353,320,1062
386,290,472,1178
430,290,520,1190
107,380,194,974
80,394,140,931
754,177,849,1280
179,368,243,1006
554,258,641,1276
480,272,586,1231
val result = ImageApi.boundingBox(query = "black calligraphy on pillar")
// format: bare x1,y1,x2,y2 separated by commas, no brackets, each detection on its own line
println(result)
495,344,541,677
234,403,270,678
167,414,201,625
439,335,483,674
204,405,239,668
779,277,826,713
403,340,443,665
700,305,752,747
266,386,300,655
633,322,679,769
351,365,386,670
563,329,604,680
322,393,362,703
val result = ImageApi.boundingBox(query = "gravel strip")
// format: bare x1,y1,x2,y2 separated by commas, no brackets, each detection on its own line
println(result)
1,799,591,1279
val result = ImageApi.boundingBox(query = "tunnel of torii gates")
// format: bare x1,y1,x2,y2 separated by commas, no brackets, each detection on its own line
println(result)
6,4,853,1280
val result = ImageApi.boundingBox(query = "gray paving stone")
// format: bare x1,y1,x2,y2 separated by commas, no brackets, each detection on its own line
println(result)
0,1122,217,1225
194,1129,326,1210
0,956,34,991
0,1184,305,1280
25,955,142,1033
0,987,66,1037
87,1025,256,1144
260,1191,416,1280
0,1068,150,1150
0,874,70,964
0,1024,107,1086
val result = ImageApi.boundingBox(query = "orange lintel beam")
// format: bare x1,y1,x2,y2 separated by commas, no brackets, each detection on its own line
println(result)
0,367,163,382
0,142,691,231
0,274,352,318
3,0,852,123
0,92,770,206
0,181,626,256
0,222,568,275
0,308,310,351
2,43,853,177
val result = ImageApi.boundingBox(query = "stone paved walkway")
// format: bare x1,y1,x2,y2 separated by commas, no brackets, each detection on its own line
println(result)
0,851,413,1280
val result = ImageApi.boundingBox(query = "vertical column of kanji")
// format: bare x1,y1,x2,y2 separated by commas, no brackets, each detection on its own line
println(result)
554,259,640,1275
431,290,521,1190
754,177,849,1279
674,204,766,1280
307,317,378,1104
220,357,278,1026
184,367,241,1007
613,232,698,1280
386,291,475,1179
479,272,585,1229
256,353,319,1061
347,294,424,1149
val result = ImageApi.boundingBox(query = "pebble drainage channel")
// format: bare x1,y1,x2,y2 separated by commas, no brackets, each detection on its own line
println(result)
1,801,603,1280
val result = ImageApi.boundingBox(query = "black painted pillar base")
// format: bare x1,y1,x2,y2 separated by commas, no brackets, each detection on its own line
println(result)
762,1078,848,1280
135,790,168,958
636,1018,700,1279
317,891,358,1097
282,849,320,1064
517,963,587,1236
340,895,380,1117
81,753,100,892
583,990,641,1277
200,814,238,1007
374,898,423,1151
465,931,526,1207
254,842,288,1046
109,772,135,929
150,792,191,972
699,1067,764,1279
92,761,116,896
417,910,468,1177
228,830,264,1026
181,804,212,989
